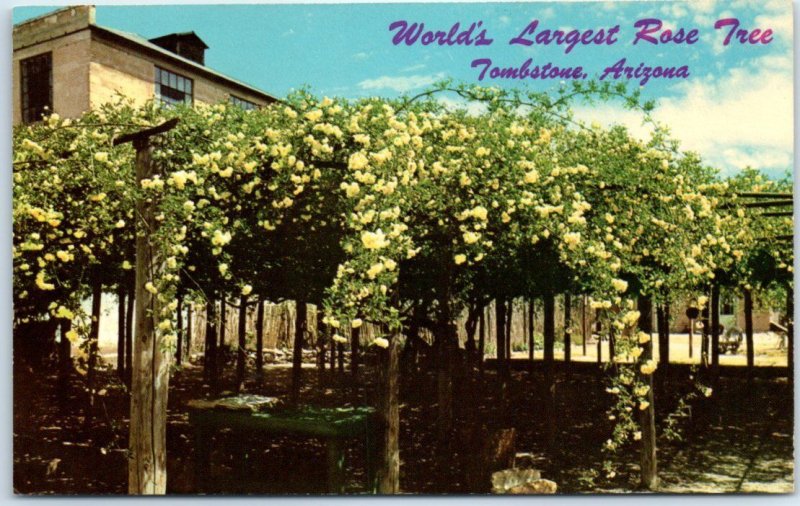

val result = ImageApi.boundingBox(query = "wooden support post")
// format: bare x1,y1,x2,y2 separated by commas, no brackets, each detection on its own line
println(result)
744,288,754,371
292,300,307,405
564,293,572,363
787,285,794,373
527,299,535,367
495,299,507,378
255,298,265,379
376,333,400,493
505,299,512,362
85,277,102,426
185,302,192,363
125,276,134,387
478,308,486,375
543,293,556,449
114,118,178,494
637,296,658,490
351,317,361,378
595,308,602,363
175,291,183,366
117,286,126,378
711,284,720,371
236,295,248,391
581,295,587,356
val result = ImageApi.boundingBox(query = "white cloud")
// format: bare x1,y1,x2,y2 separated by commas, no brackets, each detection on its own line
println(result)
401,63,427,73
574,54,793,175
352,52,372,60
358,72,446,93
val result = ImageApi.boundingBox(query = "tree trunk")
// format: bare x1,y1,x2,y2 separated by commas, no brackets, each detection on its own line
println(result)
495,299,507,378
292,301,307,404
376,334,400,493
85,278,102,425
255,298,265,379
637,296,658,490
117,287,126,378
316,308,326,374
236,295,248,391
175,291,183,366
711,284,720,371
128,140,170,494
337,343,345,373
563,293,572,363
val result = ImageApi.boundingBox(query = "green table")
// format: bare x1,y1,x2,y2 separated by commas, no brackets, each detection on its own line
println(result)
188,400,378,494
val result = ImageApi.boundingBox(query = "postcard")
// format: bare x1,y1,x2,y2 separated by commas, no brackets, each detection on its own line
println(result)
11,0,794,495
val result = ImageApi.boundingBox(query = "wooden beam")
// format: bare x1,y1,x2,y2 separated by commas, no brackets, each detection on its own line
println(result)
113,118,180,147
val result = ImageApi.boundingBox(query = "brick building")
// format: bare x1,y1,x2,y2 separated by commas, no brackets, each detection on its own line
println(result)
12,5,276,125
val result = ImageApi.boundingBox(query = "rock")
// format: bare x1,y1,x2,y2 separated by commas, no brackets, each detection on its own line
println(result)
507,480,558,494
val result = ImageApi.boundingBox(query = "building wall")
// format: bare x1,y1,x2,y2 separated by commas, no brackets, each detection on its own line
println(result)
670,299,773,333
88,32,269,110
12,30,92,125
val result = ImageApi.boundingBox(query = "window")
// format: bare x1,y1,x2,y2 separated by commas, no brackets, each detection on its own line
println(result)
155,66,193,106
230,95,258,111
20,52,52,124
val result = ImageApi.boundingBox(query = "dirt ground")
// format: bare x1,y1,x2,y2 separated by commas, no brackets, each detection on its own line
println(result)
13,350,794,495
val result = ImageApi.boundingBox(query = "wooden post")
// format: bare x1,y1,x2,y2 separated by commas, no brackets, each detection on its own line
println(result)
711,284,720,371
175,291,183,366
688,317,694,360
351,317,361,378
744,288,754,371
637,296,658,490
595,308,602,363
563,293,572,363
478,307,486,375
236,295,248,391
376,334,400,493
115,118,178,495
255,298,265,379
58,319,72,393
85,278,102,425
292,300,307,405
505,299,512,362
125,276,134,387
788,287,794,370
185,302,193,363
117,286,126,378
527,299,535,367
496,299,507,378
205,299,218,388
543,294,555,363
543,293,556,449
581,295,587,356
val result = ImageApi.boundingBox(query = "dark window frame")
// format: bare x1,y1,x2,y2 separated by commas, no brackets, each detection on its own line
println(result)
20,52,53,124
154,66,193,106
230,95,258,111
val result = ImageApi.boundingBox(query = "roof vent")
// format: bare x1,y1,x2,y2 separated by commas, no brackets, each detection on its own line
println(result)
149,32,208,65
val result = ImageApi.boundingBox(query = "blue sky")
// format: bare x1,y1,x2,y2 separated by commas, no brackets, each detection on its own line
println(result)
13,1,794,177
